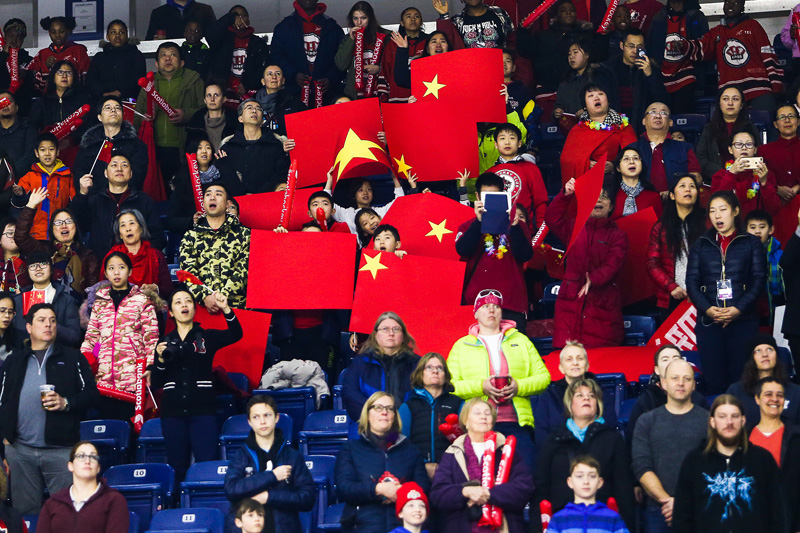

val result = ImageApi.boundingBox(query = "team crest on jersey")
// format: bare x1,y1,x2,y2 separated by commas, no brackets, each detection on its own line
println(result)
664,34,687,62
494,168,522,203
723,39,750,67
304,33,320,63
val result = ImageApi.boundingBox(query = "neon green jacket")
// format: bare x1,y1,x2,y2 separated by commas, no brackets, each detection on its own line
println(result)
447,321,551,427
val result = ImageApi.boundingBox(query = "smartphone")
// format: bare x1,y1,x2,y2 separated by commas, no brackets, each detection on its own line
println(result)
739,157,763,169
637,48,647,59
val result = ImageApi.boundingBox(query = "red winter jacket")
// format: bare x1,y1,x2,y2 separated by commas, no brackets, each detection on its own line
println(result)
487,159,550,228
36,482,129,533
610,188,663,221
379,34,427,103
545,191,628,348
710,168,781,217
647,221,680,309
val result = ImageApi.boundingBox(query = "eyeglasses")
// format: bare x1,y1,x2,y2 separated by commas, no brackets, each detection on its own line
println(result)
102,105,122,113
621,156,641,163
623,44,644,50
370,404,395,413
2,232,13,238
424,365,445,373
0,308,14,317
28,262,49,271
732,142,755,149
55,70,73,77
777,114,798,121
646,110,669,117
377,326,402,334
73,453,100,463
52,218,74,226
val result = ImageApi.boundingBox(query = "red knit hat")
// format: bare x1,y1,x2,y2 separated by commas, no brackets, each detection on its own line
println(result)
474,289,503,313
395,481,429,516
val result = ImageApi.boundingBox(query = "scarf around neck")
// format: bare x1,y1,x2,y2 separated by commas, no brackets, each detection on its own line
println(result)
620,180,643,215
579,108,626,127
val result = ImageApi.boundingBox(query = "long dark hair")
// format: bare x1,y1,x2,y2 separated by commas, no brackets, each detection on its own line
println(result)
49,207,83,245
422,31,452,57
660,175,706,260
45,59,76,95
740,353,789,396
347,1,380,45
709,86,749,163
708,190,744,233
355,207,380,247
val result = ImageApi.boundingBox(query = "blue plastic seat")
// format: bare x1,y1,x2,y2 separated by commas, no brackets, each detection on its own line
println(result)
220,413,292,460
227,372,251,394
622,316,656,346
748,109,771,144
250,388,315,443
129,511,139,533
304,455,337,531
537,282,560,320
594,373,627,419
299,410,350,457
105,463,175,533
80,419,130,472
23,514,37,533
136,418,168,464
617,398,637,435
317,502,344,533
333,369,348,411
168,264,180,283
145,507,224,533
670,114,707,145
180,460,230,516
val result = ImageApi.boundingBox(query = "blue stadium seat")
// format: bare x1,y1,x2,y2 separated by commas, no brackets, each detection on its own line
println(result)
617,398,637,435
531,336,554,355
168,264,180,284
180,460,230,516
304,455,337,530
693,96,716,119
146,508,224,533
537,123,566,196
670,114,707,145
339,332,356,369
227,372,251,394
299,410,350,457
136,418,168,464
220,413,292,460
594,373,627,418
538,282,560,319
129,511,139,533
622,316,656,346
105,463,175,533
748,109,770,144
333,369,348,411
80,419,131,472
317,502,344,533
250,387,315,443
23,514,37,533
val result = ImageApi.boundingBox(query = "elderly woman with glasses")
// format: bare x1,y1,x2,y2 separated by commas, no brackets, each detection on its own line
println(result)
534,379,636,530
447,290,550,472
398,352,463,479
342,311,419,421
36,441,129,533
335,391,429,533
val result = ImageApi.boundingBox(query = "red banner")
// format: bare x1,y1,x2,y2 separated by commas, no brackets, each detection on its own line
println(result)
279,160,298,229
186,153,204,213
647,300,697,351
138,72,178,118
48,104,90,140
235,188,321,231
133,357,146,433
8,48,19,93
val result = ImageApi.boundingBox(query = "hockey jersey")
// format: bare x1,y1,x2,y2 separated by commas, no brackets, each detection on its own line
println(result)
487,157,549,228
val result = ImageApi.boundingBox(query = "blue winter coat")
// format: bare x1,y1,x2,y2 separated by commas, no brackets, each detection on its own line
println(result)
342,349,419,421
335,433,430,533
224,429,316,533
625,137,697,190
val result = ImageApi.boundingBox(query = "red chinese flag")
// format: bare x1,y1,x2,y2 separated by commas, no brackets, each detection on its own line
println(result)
97,140,114,164
566,156,606,255
647,300,698,351
382,99,480,182
410,304,476,357
544,346,658,381
379,194,475,261
410,48,506,123
349,250,466,333
333,127,391,182
168,307,270,390
176,270,204,286
235,188,321,231
615,207,658,306
285,98,384,188
23,290,46,316
246,230,357,309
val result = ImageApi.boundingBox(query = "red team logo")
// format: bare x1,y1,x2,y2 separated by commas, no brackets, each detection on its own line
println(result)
664,34,687,62
494,168,522,204
304,33,320,63
723,38,750,67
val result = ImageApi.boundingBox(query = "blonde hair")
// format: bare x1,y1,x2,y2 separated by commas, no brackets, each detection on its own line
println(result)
358,391,402,436
563,379,604,419
459,397,497,432
359,311,416,355
561,340,588,361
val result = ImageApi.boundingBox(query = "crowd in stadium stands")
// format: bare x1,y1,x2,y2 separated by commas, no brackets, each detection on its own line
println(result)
5,0,800,530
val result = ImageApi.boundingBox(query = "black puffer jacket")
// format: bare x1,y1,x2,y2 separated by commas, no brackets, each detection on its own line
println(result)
780,228,800,338
27,85,92,132
686,228,767,322
73,122,149,193
86,43,147,101
216,130,289,195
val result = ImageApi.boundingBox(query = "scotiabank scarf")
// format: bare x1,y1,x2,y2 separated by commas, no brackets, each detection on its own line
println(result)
354,28,386,98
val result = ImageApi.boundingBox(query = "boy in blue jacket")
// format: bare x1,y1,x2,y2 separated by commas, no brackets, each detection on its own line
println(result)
224,396,316,533
388,481,429,533
547,455,629,533
745,209,785,325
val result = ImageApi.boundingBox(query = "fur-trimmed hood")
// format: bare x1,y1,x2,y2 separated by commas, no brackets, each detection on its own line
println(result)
79,120,139,149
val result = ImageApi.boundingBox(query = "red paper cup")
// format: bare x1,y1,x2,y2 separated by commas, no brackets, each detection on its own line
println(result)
492,376,510,389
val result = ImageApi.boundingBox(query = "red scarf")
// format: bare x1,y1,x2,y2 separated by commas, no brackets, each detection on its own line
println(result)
227,26,254,97
102,241,159,287
354,28,386,98
295,1,327,108
7,48,19,93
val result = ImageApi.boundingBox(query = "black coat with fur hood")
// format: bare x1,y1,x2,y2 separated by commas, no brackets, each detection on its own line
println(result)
72,121,148,194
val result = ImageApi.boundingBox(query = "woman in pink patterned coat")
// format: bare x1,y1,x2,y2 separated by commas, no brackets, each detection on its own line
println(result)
81,251,159,421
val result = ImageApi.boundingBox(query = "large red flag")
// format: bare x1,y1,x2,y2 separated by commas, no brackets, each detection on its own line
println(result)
410,48,506,123
409,304,476,357
544,346,657,381
615,207,659,306
566,156,606,255
235,188,321,231
333,127,391,182
349,250,466,333
285,98,384,188
382,99,480,182
379,194,475,261
647,300,698,351
246,230,357,309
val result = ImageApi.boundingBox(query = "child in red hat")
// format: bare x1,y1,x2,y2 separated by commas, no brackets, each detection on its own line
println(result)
390,481,429,533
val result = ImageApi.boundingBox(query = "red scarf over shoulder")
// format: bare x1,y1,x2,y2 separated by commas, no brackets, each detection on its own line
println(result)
101,241,159,287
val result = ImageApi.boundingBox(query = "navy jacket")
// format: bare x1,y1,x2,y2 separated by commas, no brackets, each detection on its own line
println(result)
686,228,767,321
224,428,315,533
626,136,697,189
270,9,344,96
341,349,419,421
398,388,462,463
335,433,429,533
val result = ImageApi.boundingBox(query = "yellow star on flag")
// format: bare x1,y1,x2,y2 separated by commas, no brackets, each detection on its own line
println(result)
359,252,388,280
425,219,453,243
334,129,386,179
422,74,446,98
394,155,412,178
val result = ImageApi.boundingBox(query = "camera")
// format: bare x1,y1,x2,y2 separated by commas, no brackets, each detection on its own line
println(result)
161,339,182,362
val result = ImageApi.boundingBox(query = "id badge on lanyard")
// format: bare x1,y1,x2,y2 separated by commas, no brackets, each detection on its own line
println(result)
717,279,733,301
